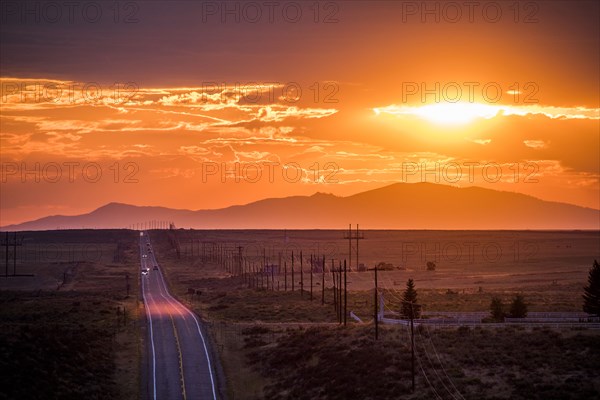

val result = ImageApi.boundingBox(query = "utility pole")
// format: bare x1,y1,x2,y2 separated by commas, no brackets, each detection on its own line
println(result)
300,251,304,298
263,248,266,288
343,224,364,271
284,261,287,291
291,251,295,292
331,259,336,314
321,255,325,305
271,262,275,292
2,232,23,277
237,246,243,277
369,264,379,339
356,224,360,270
310,254,313,301
338,261,342,324
13,232,17,275
343,259,347,326
410,304,415,393
4,232,8,278
402,300,420,393
348,224,352,270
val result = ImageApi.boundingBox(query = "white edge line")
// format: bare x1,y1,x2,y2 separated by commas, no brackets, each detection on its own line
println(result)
153,259,218,400
153,266,189,399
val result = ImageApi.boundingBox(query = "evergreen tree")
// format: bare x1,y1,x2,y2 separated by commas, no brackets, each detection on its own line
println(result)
583,260,600,316
509,294,528,318
490,297,505,322
401,278,420,319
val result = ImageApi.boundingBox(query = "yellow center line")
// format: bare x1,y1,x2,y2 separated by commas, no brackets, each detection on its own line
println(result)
170,314,187,400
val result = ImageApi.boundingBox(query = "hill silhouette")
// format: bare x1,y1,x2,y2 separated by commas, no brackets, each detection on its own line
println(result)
2,183,598,230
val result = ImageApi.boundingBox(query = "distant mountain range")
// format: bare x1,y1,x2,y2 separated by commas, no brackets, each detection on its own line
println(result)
2,183,599,231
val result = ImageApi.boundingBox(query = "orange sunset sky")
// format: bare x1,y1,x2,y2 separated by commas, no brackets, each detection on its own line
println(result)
1,1,599,226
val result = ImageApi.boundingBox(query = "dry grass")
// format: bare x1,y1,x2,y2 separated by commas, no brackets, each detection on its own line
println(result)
245,325,600,400
207,322,268,399
0,229,140,400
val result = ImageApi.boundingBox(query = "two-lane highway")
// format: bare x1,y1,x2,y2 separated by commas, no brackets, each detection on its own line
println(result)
140,232,218,400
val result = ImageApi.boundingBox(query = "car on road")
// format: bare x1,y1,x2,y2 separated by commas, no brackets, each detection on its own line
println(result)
153,265,158,270
142,254,147,258
142,268,149,275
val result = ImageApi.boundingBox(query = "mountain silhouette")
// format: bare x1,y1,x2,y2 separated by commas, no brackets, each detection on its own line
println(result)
2,183,598,230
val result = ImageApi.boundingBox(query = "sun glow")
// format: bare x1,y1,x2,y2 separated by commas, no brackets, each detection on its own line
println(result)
374,102,503,125
414,103,503,124
373,102,600,126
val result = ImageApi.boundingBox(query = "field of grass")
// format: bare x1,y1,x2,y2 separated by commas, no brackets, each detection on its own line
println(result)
245,325,600,400
147,229,600,399
0,229,140,400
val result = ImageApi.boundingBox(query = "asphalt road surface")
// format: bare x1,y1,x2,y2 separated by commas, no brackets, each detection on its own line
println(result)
140,232,218,400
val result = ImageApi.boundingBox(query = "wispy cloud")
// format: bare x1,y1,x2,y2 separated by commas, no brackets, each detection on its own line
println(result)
524,140,547,149
374,103,600,122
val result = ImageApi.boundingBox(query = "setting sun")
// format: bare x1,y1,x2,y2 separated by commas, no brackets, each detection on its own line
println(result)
374,103,503,125
412,103,502,125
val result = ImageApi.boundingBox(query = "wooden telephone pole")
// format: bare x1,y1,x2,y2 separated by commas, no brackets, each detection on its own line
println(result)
237,246,243,277
343,259,347,326
3,232,23,277
300,251,304,298
331,260,347,325
321,255,325,305
402,300,421,393
343,224,364,271
310,254,313,300
369,264,379,339
331,259,336,313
